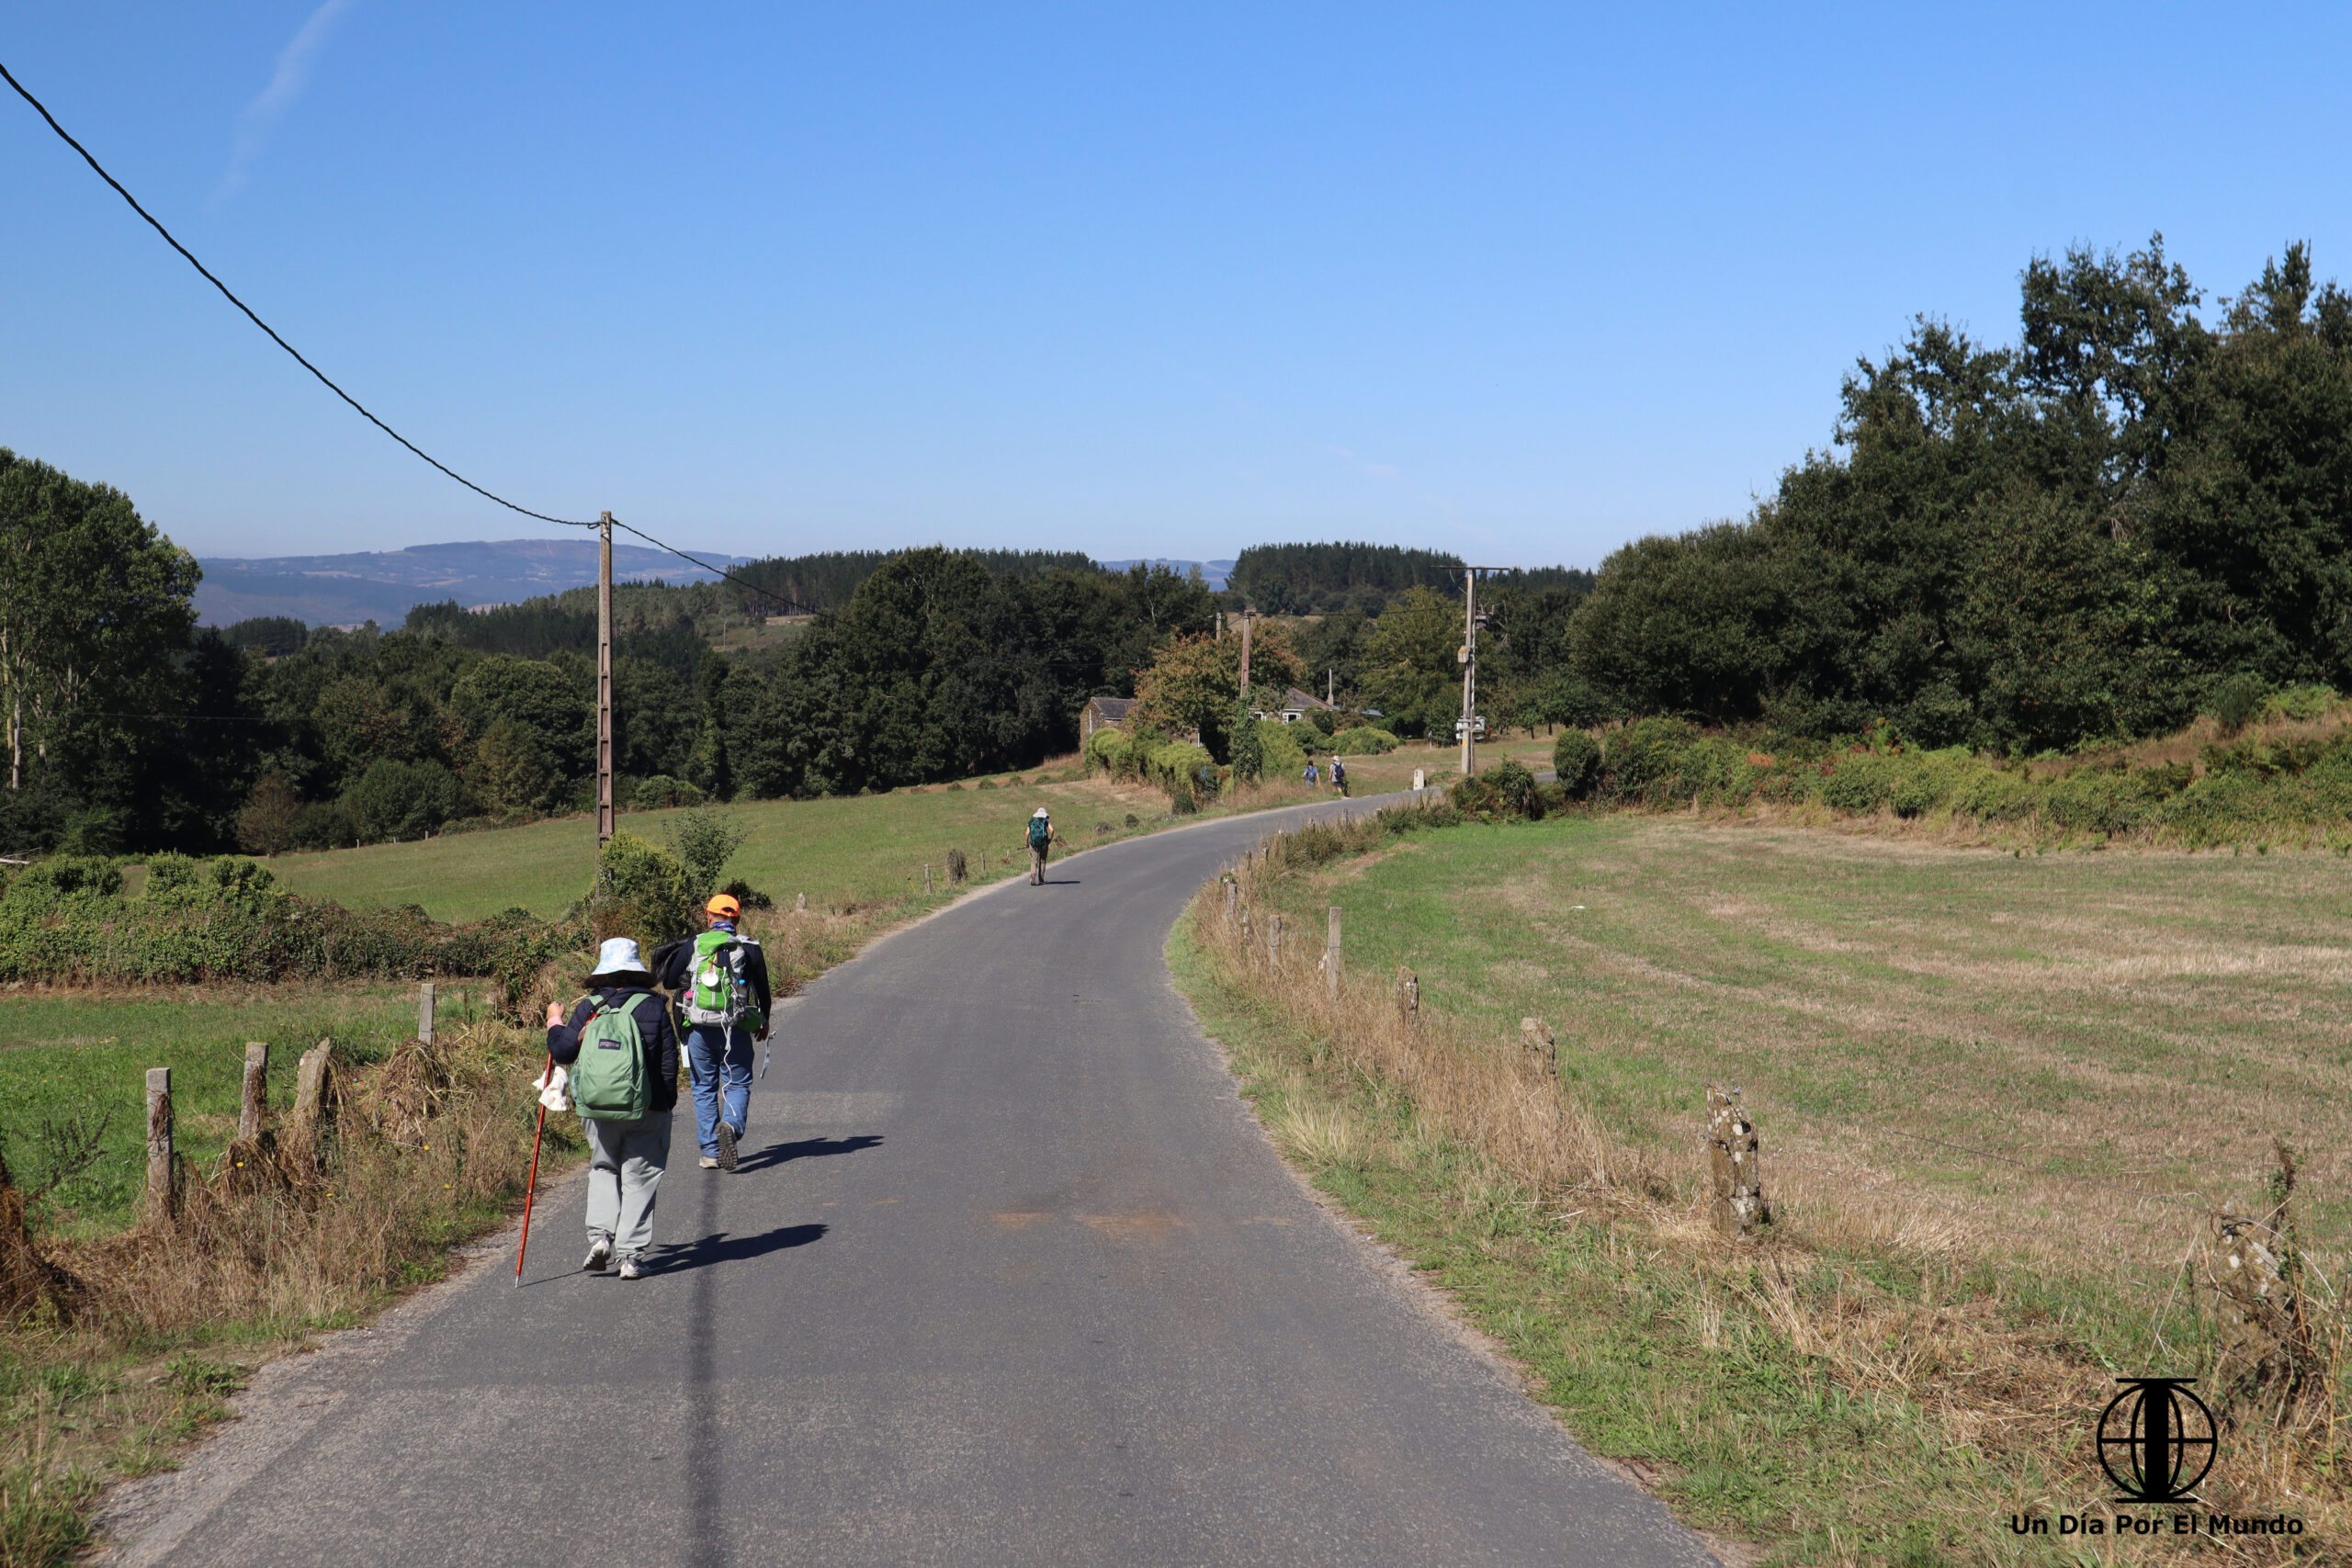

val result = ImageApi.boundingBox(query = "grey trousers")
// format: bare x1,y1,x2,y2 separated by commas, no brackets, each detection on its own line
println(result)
583,1111,671,1258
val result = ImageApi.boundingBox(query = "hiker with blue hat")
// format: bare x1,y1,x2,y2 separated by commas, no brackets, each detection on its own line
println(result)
545,935,682,1280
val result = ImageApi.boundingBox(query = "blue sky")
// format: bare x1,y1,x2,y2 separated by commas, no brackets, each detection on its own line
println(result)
4,4,2347,569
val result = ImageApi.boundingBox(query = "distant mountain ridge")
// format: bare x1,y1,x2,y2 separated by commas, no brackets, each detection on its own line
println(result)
195,538,752,627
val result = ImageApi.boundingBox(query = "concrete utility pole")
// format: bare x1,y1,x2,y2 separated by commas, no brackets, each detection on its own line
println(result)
596,511,615,847
1459,568,1477,775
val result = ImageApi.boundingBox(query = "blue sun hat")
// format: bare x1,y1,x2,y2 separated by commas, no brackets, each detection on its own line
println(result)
588,936,652,985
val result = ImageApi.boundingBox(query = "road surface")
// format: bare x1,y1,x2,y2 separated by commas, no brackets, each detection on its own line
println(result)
100,795,1714,1568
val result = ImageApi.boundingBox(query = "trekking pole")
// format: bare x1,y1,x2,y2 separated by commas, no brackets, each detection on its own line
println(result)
514,1050,553,1287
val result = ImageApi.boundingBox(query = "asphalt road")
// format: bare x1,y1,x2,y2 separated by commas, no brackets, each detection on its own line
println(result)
101,795,1714,1568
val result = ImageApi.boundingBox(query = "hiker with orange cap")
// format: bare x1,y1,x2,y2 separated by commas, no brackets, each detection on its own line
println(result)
652,895,772,1172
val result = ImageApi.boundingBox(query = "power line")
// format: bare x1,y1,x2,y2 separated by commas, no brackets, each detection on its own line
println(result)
0,59,594,530
1,59,820,618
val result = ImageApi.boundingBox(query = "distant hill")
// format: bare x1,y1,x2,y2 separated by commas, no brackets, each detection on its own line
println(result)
1096,558,1235,591
195,538,753,627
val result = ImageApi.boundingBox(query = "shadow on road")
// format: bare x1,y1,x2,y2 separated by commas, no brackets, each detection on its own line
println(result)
735,1133,884,1174
658,1221,828,1274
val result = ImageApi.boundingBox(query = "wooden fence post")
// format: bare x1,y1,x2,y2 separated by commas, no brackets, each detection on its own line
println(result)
1269,913,1283,969
1521,1017,1555,1075
797,892,808,912
1704,1087,1766,1236
145,1066,175,1223
1325,908,1342,1001
924,863,933,894
1225,879,1238,916
293,1042,333,1130
238,1042,269,1142
1396,966,1419,1026
417,981,435,1044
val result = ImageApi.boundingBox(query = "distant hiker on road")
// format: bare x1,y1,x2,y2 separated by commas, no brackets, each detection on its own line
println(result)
1027,807,1061,885
653,896,772,1173
546,936,680,1280
1329,756,1347,797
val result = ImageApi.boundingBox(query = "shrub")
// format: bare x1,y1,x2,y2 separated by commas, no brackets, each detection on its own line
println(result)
236,775,302,856
1227,701,1265,783
666,807,747,899
718,877,775,909
1306,708,1340,737
348,759,459,843
1551,731,1601,798
289,798,359,852
630,774,707,810
2210,671,2268,734
1453,758,1542,820
594,831,695,946
1603,717,1702,798
1330,726,1397,755
1257,719,1308,781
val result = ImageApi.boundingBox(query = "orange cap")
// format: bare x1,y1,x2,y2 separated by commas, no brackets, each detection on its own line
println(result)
706,894,741,917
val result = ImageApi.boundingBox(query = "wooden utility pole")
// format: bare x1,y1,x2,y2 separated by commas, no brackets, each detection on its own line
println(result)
1239,613,1253,704
1459,568,1477,775
596,511,616,847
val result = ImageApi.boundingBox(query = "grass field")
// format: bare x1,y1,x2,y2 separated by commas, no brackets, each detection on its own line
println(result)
0,983,449,1239
1178,813,2352,1562
1247,813,2350,1287
266,734,1558,923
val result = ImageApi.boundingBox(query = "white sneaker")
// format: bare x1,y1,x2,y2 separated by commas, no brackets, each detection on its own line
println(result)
616,1256,645,1280
698,1156,719,1169
582,1238,613,1274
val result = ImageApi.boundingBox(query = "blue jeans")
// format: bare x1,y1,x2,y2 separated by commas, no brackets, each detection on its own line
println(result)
686,1024,754,1158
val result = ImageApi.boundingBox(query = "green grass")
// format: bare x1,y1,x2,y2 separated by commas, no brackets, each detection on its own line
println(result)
264,734,1564,926
0,983,445,1238
1251,814,2352,1282
268,771,1188,922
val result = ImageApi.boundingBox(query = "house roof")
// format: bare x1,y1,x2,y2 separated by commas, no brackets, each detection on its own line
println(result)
1282,687,1334,711
1087,695,1134,719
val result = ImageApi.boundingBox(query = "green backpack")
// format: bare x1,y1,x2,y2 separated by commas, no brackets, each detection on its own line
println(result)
685,930,764,1032
571,993,651,1121
1027,816,1051,850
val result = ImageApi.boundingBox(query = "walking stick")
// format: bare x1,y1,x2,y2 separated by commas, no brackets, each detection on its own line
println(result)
514,1051,553,1287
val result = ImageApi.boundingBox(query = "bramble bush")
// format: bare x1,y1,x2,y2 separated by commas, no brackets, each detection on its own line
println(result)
0,852,584,1006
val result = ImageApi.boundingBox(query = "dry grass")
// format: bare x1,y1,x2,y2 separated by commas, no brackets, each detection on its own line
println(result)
0,1015,559,1566
1189,810,2352,1564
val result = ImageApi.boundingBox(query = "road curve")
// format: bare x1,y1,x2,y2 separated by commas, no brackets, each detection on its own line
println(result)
100,795,1715,1568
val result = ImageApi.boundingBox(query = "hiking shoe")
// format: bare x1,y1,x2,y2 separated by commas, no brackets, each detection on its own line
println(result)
716,1121,740,1172
698,1156,720,1169
616,1256,644,1280
582,1238,613,1274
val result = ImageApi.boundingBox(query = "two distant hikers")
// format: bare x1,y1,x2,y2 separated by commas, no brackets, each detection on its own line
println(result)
1027,807,1060,885
546,937,681,1281
653,895,773,1174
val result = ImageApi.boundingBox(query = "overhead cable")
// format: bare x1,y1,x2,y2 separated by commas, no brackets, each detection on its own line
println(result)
2,58,819,616
0,59,595,530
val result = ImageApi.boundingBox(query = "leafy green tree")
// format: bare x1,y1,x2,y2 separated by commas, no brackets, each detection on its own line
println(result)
347,759,458,842
451,655,592,783
0,451,198,791
474,719,557,813
1360,586,1463,734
